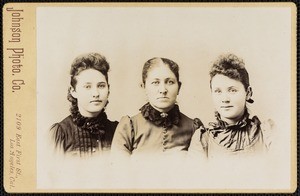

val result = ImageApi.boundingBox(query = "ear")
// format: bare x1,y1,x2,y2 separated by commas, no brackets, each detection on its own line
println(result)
140,82,145,88
140,83,148,97
70,86,77,99
177,81,182,95
107,84,110,97
246,86,253,101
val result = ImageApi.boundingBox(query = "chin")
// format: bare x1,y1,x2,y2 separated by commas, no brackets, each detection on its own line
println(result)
157,105,175,112
89,107,104,113
219,112,235,119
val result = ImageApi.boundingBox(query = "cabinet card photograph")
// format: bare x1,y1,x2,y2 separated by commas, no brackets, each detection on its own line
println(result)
3,2,297,193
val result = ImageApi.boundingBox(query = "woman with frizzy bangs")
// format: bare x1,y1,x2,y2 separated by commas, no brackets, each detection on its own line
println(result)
188,53,274,159
111,57,203,160
50,53,118,157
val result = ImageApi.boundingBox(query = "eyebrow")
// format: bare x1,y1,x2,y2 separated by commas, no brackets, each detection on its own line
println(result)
151,77,175,80
82,81,106,84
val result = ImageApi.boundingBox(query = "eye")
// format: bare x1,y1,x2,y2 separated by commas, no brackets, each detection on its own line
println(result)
98,83,106,89
84,85,91,89
151,81,159,85
214,89,221,94
229,88,237,93
167,80,175,85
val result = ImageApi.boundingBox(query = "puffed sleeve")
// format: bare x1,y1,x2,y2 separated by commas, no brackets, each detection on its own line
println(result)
193,118,203,131
261,119,275,150
188,125,208,160
49,123,65,155
110,116,134,159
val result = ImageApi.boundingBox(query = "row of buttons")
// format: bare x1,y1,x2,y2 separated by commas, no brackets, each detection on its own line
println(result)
162,129,168,151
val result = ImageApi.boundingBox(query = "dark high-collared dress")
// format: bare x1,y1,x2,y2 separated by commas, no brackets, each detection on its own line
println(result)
50,110,118,157
111,103,203,158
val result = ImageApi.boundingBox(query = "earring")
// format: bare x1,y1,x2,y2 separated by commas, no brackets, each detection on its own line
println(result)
246,98,254,103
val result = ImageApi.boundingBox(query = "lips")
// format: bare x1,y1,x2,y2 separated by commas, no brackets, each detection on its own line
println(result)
157,97,169,100
90,100,102,103
221,106,233,109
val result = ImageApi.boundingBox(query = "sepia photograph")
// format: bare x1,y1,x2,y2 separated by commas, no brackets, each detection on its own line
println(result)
3,2,296,193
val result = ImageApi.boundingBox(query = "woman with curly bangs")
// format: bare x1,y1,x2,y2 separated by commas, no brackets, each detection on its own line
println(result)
50,53,118,157
188,53,274,159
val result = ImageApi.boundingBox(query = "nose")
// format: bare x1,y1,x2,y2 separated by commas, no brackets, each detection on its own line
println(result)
221,92,230,103
92,87,100,98
158,83,167,94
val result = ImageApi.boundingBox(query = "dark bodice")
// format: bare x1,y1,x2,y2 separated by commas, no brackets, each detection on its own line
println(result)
111,103,203,157
50,114,118,156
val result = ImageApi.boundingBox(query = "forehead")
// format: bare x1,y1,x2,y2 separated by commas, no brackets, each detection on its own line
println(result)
211,74,243,88
75,69,106,83
146,63,176,79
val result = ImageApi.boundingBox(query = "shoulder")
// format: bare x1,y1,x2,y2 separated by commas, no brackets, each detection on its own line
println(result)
188,126,209,157
129,113,150,128
251,115,275,149
260,118,275,148
260,118,275,132
179,112,192,122
50,115,74,139
179,113,204,130
130,113,145,122
115,115,133,132
51,115,74,129
106,118,119,130
252,116,275,135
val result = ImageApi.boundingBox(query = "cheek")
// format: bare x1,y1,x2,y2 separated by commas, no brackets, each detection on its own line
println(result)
100,88,109,98
169,85,179,94
145,86,156,96
76,90,88,100
211,94,220,103
233,93,247,105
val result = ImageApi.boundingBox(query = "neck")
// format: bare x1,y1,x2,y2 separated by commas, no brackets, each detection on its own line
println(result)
221,117,240,125
78,108,102,118
220,112,246,125
149,103,174,113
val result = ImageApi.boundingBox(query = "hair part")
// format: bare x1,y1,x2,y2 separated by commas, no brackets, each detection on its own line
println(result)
142,57,180,85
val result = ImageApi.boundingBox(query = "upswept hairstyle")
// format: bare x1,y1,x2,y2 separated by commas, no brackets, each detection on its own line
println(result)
67,52,110,108
209,53,253,103
142,57,181,85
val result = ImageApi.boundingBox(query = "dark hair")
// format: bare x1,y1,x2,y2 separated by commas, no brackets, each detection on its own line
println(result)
142,57,180,85
67,52,110,108
209,53,250,90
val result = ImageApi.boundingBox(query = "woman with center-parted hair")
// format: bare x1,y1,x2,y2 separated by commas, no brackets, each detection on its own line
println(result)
49,52,118,157
111,57,203,159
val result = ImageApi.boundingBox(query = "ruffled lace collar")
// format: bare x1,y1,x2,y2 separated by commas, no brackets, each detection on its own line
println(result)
208,109,261,151
140,103,181,128
71,105,107,136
